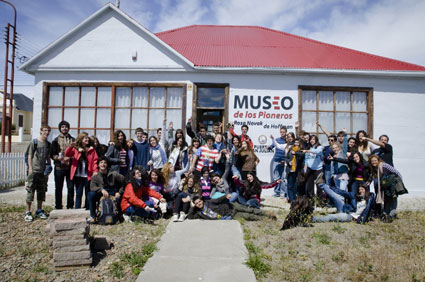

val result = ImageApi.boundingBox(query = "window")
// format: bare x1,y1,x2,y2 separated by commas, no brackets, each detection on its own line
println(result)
299,86,373,144
18,115,24,127
44,83,186,144
193,83,229,132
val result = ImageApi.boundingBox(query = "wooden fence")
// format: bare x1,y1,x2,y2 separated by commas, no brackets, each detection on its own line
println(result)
0,152,26,189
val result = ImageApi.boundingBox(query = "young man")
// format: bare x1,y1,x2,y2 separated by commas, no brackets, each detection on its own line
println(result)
323,135,337,185
25,125,52,222
229,122,253,149
267,127,287,198
186,117,209,145
367,135,394,167
190,135,220,177
50,120,75,209
88,157,126,223
133,128,149,169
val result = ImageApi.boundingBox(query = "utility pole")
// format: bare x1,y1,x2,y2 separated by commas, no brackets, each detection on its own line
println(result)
1,0,17,153
116,0,120,8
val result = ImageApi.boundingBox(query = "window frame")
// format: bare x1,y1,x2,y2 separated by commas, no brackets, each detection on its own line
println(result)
43,82,187,140
298,86,374,138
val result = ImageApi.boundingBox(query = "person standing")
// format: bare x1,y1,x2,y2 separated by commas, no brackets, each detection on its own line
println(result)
133,129,150,170
51,121,75,209
25,125,52,221
267,126,287,198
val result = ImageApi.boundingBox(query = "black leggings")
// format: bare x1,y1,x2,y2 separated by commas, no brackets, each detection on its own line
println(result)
173,192,190,214
305,168,322,198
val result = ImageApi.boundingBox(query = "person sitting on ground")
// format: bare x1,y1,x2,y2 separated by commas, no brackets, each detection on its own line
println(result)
188,194,276,221
88,157,126,223
121,166,166,220
210,153,238,203
172,173,201,222
25,125,52,222
313,181,375,224
233,172,281,209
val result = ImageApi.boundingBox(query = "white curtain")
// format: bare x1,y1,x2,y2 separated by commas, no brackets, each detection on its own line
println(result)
96,109,111,128
302,111,316,133
335,112,350,132
133,87,148,107
80,109,95,128
353,92,367,111
302,90,316,110
167,88,183,108
81,87,95,106
115,88,131,107
336,91,350,111
353,113,368,133
114,109,130,128
97,87,112,106
64,108,78,127
149,109,164,129
166,109,182,129
64,87,79,106
318,91,333,110
150,88,165,107
49,87,62,106
131,109,147,131
48,108,62,129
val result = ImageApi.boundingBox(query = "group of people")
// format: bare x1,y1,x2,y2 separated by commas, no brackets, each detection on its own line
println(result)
24,117,405,224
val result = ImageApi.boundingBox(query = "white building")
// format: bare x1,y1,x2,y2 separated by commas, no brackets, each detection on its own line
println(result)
20,4,425,195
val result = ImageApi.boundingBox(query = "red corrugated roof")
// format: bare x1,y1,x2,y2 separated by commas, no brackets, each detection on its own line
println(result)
156,25,425,71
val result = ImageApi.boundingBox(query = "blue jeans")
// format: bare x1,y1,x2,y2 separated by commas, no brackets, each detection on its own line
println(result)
313,212,352,222
384,195,397,217
125,205,150,218
237,195,260,209
334,178,348,192
287,172,297,202
228,192,239,203
321,183,345,212
272,161,286,196
87,191,101,218
324,169,332,186
74,177,89,209
54,168,74,209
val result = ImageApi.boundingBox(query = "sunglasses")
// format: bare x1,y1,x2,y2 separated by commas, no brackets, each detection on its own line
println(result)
328,139,335,142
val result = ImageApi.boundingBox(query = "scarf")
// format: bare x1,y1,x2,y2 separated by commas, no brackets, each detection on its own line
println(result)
290,146,299,172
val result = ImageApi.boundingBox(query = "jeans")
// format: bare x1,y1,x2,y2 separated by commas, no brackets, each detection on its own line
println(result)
271,161,287,196
54,168,74,209
324,169,332,186
125,205,149,218
313,212,352,222
350,180,364,197
383,195,397,218
321,184,345,212
287,172,297,202
237,195,260,209
334,178,348,192
174,192,190,214
87,191,102,218
74,177,89,209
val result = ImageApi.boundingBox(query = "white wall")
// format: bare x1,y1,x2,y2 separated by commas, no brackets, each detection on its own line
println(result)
31,71,425,195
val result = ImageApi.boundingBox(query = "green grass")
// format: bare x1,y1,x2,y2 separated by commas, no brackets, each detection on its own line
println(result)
120,242,157,275
33,264,49,274
311,232,331,245
243,233,271,279
332,224,346,234
110,261,124,278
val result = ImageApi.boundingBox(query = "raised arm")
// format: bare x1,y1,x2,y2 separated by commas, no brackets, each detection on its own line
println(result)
317,121,331,137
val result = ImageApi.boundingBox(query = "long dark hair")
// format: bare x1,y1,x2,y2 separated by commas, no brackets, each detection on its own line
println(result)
244,171,263,197
130,166,149,192
149,168,165,186
356,130,368,148
175,129,187,147
113,130,127,151
309,135,321,149
355,183,371,204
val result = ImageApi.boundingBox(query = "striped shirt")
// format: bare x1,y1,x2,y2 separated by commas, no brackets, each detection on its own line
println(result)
200,177,211,200
195,145,219,172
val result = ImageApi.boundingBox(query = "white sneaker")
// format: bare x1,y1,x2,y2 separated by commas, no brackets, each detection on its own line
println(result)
178,213,187,222
159,202,167,214
171,214,179,222
25,212,33,222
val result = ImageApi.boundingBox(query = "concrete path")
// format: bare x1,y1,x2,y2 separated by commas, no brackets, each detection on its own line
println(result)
136,220,256,282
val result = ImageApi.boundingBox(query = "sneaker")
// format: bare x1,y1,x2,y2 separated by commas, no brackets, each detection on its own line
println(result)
159,202,167,214
178,213,187,222
272,193,280,198
35,209,48,219
171,214,179,222
87,217,95,224
123,214,131,222
25,212,33,222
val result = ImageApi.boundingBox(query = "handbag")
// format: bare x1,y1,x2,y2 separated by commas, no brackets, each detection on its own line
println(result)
381,174,408,196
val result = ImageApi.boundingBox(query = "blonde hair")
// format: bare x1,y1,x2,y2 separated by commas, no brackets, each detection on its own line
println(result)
161,162,173,188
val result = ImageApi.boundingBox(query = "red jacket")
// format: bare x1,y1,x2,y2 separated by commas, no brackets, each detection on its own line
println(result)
65,146,98,181
230,127,254,149
121,182,163,212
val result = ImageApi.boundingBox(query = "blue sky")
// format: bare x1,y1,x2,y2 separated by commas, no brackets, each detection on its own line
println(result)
1,0,425,88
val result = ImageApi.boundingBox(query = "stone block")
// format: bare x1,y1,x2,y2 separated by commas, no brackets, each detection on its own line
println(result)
50,233,87,241
53,250,91,261
53,238,89,248
54,258,92,268
55,244,90,253
50,226,89,236
92,235,112,250
53,218,88,231
48,209,90,222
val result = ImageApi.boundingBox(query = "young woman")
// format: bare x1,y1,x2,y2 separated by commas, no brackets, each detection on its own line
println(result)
90,136,107,158
356,130,375,161
65,132,98,209
172,173,201,222
313,183,374,223
347,137,357,158
187,137,201,167
327,142,349,191
302,135,324,198
330,151,370,196
121,166,165,220
235,140,259,180
200,166,212,201
368,154,403,222
213,133,227,175
147,136,167,170
210,153,238,202
168,136,188,171
105,130,129,176
233,172,281,209
127,139,135,171
148,169,165,194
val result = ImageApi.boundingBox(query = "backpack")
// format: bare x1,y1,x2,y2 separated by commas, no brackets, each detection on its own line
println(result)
25,139,52,175
98,197,118,225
